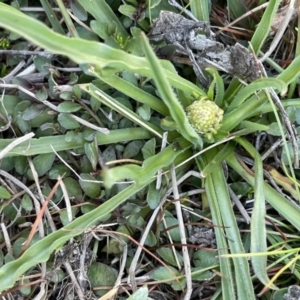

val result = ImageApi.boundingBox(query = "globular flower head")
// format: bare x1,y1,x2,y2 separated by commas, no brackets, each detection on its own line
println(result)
186,99,224,140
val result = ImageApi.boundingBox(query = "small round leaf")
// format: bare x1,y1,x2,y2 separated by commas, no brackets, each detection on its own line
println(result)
57,102,82,113
79,173,101,198
0,186,11,199
87,262,118,297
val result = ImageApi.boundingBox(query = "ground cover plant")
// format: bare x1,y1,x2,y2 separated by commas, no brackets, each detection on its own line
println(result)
0,0,300,299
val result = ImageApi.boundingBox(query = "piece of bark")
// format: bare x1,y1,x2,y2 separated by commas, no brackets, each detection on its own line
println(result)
149,11,260,83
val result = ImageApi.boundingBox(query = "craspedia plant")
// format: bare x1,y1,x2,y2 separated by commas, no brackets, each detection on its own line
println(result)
186,98,224,140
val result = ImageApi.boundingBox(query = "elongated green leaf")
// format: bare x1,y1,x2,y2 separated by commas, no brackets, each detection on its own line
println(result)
39,0,65,34
227,0,246,20
103,138,191,188
201,142,236,177
84,140,98,171
277,55,300,85
56,0,78,38
102,164,141,189
221,94,267,133
198,161,236,299
206,68,225,107
239,121,269,132
235,138,274,288
250,0,281,53
249,99,300,116
141,33,202,147
84,84,163,138
93,75,169,116
0,128,152,157
226,78,287,112
76,0,129,39
190,1,210,21
202,148,256,300
226,153,300,231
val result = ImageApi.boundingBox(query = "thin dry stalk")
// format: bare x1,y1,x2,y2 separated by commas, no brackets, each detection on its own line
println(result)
19,177,62,256
0,132,34,159
28,157,57,232
170,164,192,300
0,170,43,237
128,197,166,291
260,0,297,62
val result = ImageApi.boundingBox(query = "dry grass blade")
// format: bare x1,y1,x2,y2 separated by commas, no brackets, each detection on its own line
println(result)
128,193,168,291
19,177,62,256
260,0,297,62
170,164,192,300
0,132,34,159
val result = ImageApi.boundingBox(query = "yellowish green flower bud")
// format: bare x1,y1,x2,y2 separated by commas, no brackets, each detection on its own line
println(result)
186,99,224,140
